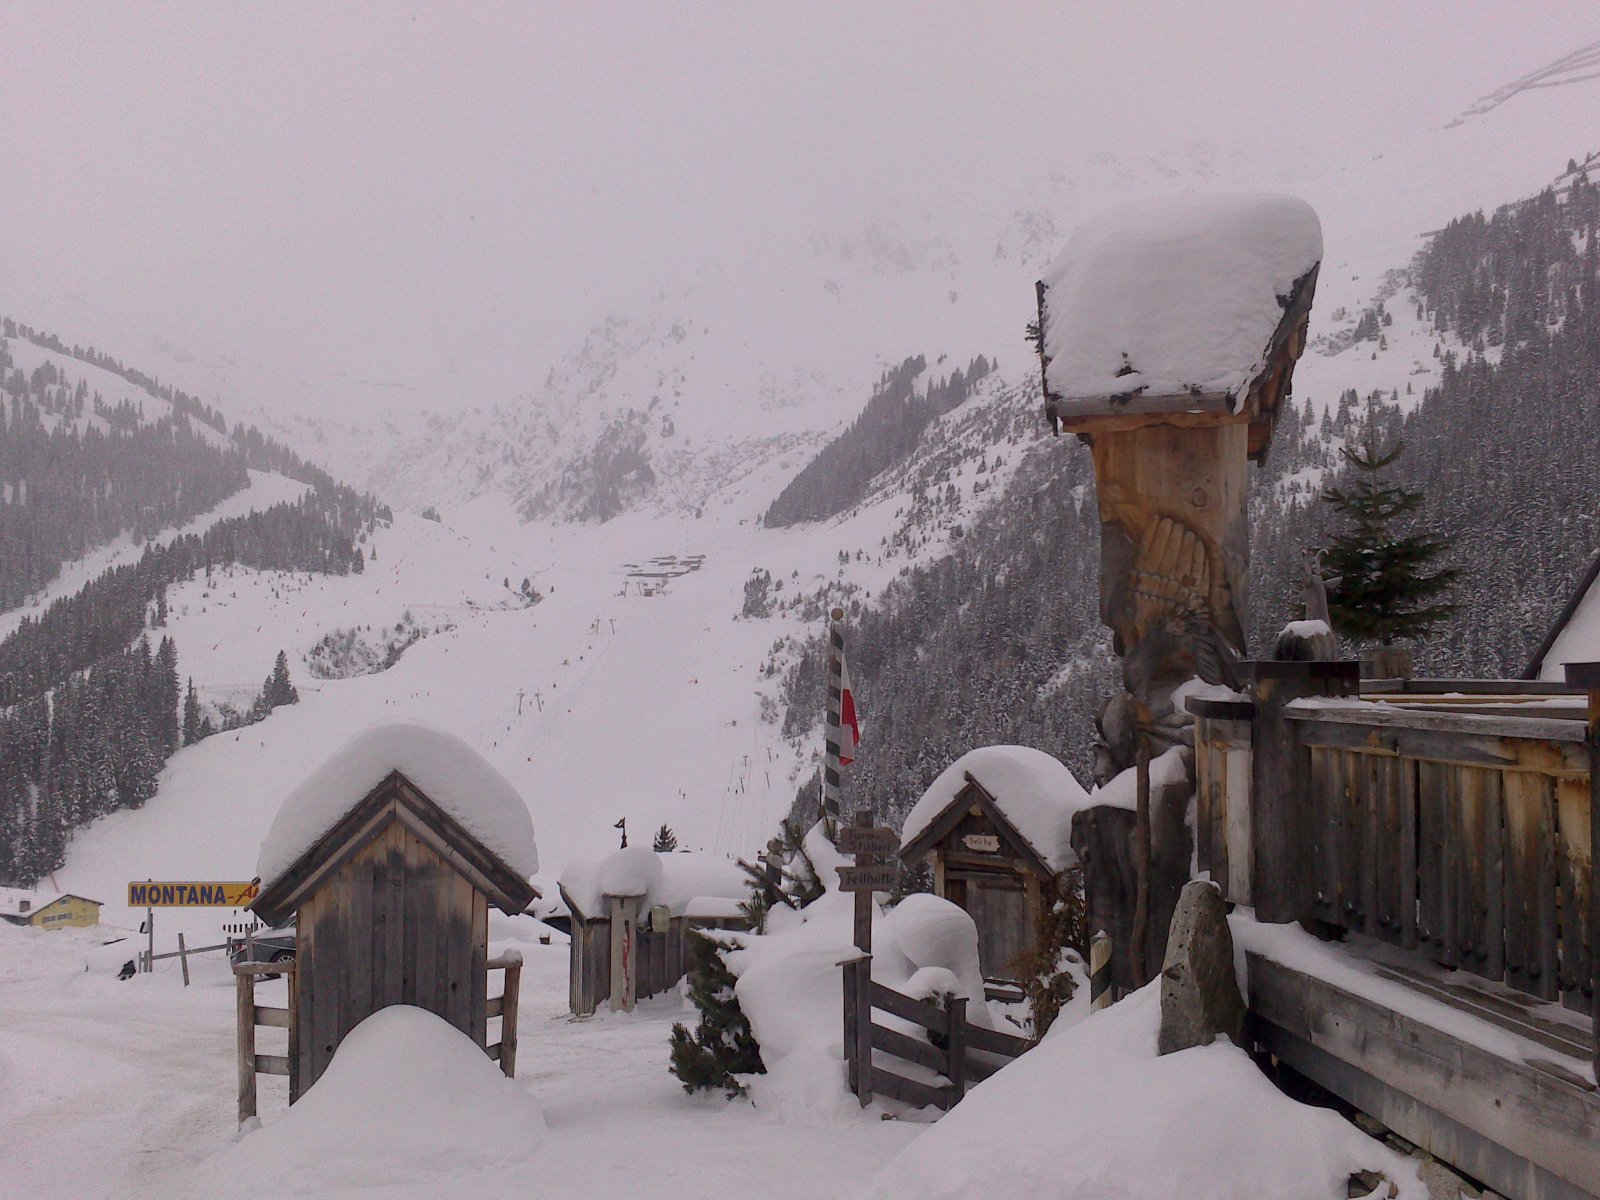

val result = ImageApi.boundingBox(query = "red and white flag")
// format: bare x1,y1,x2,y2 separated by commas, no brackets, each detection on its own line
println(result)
839,656,862,766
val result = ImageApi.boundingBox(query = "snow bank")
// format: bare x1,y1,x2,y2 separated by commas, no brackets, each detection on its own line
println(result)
1086,746,1190,812
1040,193,1322,404
255,720,539,888
900,745,1089,872
870,984,1423,1200
557,848,748,920
195,1006,546,1194
724,889,990,1121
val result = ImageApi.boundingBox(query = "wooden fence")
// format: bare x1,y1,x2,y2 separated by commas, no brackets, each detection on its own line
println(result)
841,955,1032,1110
567,905,747,1017
233,953,522,1124
1191,664,1598,1052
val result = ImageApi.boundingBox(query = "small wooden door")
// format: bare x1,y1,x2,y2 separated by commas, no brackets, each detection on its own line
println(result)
960,875,1032,980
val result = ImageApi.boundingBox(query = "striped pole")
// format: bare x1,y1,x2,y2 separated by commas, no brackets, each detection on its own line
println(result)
1089,930,1112,1012
823,607,846,831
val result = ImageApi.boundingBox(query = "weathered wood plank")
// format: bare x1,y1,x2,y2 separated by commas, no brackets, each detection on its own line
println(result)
964,1022,1033,1058
1249,951,1600,1200
1340,750,1368,931
1504,771,1559,1000
1555,776,1593,1015
255,1053,292,1077
1455,767,1506,983
843,952,858,1096
1308,746,1340,925
498,957,521,1078
871,1023,946,1072
867,1065,953,1111
236,971,256,1124
1417,760,1455,967
869,980,945,1028
253,1005,291,1029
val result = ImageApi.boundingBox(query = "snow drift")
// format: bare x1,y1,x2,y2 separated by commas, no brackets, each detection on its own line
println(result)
870,983,1424,1200
192,1005,546,1196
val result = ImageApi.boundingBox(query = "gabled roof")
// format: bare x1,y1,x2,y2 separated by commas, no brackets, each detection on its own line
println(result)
899,772,1060,879
1523,545,1600,680
252,771,540,926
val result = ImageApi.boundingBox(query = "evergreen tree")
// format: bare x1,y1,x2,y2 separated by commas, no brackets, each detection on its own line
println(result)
668,931,764,1097
268,651,299,707
652,823,678,852
1321,401,1459,645
182,678,201,745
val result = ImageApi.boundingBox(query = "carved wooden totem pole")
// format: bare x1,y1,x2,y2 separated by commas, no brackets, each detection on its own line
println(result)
1037,194,1321,982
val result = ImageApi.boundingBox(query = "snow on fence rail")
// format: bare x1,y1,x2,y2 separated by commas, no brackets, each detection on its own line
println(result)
841,955,1032,1111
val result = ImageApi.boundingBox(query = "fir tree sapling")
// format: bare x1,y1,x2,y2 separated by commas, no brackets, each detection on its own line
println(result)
1321,400,1458,646
668,931,764,1097
652,823,678,853
1007,870,1088,1040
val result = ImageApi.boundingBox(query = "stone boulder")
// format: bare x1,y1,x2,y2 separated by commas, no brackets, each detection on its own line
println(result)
1158,879,1246,1055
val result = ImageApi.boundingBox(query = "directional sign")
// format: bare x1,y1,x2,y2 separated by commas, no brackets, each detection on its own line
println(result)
128,881,259,908
837,864,899,893
837,826,898,856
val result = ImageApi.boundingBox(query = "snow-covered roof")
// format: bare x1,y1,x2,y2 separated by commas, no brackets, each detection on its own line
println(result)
557,848,749,921
1040,193,1322,406
899,745,1090,874
255,720,539,889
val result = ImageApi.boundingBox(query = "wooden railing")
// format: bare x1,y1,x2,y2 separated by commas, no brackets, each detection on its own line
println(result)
1191,662,1599,1057
233,952,523,1125
841,955,1032,1110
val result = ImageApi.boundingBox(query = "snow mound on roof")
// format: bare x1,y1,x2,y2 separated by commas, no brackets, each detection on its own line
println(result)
870,983,1424,1200
197,1006,546,1193
1041,193,1322,404
557,848,748,919
256,720,538,887
900,745,1089,873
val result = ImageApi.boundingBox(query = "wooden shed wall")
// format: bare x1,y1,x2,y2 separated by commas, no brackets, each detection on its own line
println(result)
295,821,488,1091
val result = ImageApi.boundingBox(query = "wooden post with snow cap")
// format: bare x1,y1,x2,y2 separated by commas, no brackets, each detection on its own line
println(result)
609,893,641,1013
823,607,847,829
1564,661,1600,1074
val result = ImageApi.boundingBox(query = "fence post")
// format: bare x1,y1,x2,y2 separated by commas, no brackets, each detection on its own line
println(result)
854,957,873,1107
843,954,858,1096
235,968,257,1125
177,932,190,987
1089,930,1112,1012
946,994,967,1105
1249,660,1360,923
1563,662,1600,1075
500,956,522,1078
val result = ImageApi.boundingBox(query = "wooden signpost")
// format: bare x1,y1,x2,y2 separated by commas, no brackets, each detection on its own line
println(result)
838,810,896,1106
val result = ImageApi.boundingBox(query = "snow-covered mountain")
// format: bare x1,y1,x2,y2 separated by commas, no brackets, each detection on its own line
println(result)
5,43,1599,936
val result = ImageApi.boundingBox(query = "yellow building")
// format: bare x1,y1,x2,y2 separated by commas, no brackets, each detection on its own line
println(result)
0,888,102,929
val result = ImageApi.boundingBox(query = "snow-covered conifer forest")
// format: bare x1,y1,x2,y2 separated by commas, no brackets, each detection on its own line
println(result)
3,8,1599,1199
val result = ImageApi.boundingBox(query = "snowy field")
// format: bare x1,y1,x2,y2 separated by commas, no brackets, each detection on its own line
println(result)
0,921,920,1200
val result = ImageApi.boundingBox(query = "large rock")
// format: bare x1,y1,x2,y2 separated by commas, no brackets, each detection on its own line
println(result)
1158,879,1245,1055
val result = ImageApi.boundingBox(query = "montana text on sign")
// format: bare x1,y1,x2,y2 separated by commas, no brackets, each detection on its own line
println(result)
127,881,260,907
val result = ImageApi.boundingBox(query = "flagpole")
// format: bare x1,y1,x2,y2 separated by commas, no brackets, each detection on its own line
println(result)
823,606,845,834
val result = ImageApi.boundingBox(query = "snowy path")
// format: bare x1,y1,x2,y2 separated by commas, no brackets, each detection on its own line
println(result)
0,927,919,1200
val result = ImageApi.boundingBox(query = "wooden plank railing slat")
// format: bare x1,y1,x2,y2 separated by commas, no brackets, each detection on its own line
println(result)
869,980,945,1027
253,1005,291,1029
255,1053,291,1077
871,1023,946,1072
868,1065,953,1111
964,1023,1033,1057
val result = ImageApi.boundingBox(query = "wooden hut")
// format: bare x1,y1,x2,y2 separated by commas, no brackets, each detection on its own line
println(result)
248,722,540,1103
898,746,1088,981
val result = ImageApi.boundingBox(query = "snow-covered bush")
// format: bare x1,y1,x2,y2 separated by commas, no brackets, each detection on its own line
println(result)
668,931,765,1098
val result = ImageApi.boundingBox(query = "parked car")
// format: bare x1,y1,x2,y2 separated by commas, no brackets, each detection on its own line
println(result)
229,920,296,967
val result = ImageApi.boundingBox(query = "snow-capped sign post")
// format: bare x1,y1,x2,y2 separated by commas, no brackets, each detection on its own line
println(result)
242,721,539,1120
1033,194,1322,984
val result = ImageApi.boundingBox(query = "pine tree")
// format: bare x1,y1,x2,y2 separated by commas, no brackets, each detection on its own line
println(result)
652,824,678,852
1322,401,1458,645
268,651,299,707
668,931,764,1097
183,678,202,745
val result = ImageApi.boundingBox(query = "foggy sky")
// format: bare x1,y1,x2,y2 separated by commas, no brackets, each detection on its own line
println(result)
1,2,1593,418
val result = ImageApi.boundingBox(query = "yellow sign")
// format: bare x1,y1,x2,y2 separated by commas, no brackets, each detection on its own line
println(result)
127,881,259,908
